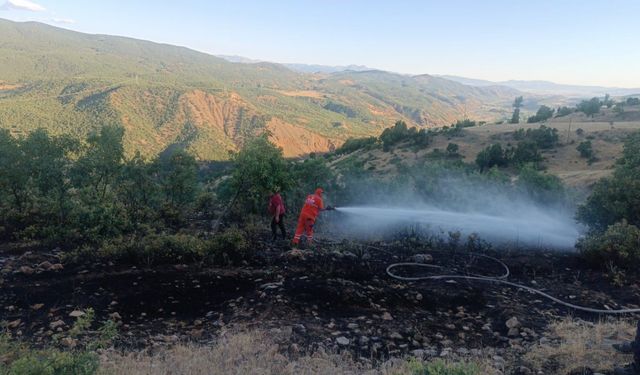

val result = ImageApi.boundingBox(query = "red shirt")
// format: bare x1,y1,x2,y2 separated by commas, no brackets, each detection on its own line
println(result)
268,193,285,215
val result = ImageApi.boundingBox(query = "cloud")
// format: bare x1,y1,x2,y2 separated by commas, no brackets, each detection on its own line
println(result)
1,0,46,12
50,17,75,24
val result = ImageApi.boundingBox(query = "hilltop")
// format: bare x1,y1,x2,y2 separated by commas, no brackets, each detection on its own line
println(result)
440,75,640,98
329,106,640,189
0,19,524,159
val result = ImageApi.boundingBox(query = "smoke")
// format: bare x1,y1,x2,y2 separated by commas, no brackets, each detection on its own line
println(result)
318,168,583,249
330,205,580,249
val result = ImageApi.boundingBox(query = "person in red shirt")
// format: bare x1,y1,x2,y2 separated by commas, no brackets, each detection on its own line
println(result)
268,189,286,240
292,187,330,247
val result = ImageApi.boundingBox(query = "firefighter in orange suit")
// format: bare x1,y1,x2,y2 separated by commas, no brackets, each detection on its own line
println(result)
292,188,332,247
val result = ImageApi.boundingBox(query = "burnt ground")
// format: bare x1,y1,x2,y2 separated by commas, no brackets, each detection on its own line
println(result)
2,237,640,372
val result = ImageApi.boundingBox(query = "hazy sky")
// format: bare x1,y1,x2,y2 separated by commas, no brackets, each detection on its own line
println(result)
2,0,639,87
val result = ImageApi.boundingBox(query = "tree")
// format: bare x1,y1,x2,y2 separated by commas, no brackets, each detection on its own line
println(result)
380,121,410,151
0,130,29,213
446,143,460,157
527,105,555,123
228,135,291,212
577,97,602,118
577,131,640,232
556,106,573,117
510,96,523,124
603,94,614,108
510,141,542,166
73,125,125,200
476,144,508,172
613,102,625,116
117,152,160,225
576,140,597,164
158,149,199,210
626,97,640,106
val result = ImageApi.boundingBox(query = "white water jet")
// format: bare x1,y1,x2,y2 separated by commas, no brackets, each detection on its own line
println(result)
332,206,581,249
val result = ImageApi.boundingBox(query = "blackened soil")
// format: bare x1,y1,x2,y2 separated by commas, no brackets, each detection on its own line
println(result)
1,239,639,361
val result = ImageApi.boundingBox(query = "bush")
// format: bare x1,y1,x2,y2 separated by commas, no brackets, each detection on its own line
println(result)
475,144,508,172
577,97,602,117
517,165,565,204
90,233,205,266
578,220,640,269
206,227,250,264
446,143,459,157
335,137,377,154
577,131,640,232
380,121,413,151
0,334,99,375
407,358,481,375
556,106,573,117
510,141,542,166
527,105,555,123
577,140,597,164
626,97,640,106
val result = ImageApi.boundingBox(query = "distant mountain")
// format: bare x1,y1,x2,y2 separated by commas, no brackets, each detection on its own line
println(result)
282,63,372,74
217,55,372,74
0,19,520,159
439,75,640,98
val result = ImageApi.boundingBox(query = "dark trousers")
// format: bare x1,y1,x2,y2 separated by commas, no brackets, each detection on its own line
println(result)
271,214,286,239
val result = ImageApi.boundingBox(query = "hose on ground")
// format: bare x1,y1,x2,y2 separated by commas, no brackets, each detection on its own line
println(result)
386,259,640,315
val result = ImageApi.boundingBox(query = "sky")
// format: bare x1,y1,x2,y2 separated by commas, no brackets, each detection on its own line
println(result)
2,0,640,87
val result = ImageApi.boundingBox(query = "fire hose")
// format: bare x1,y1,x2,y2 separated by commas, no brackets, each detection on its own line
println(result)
386,255,640,314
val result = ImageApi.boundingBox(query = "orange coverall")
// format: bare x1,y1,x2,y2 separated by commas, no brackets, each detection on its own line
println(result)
292,188,324,245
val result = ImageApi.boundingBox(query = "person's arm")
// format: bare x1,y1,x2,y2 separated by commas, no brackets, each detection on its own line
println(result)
274,204,282,222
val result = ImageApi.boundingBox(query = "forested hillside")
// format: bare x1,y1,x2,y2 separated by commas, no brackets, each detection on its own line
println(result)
0,19,520,159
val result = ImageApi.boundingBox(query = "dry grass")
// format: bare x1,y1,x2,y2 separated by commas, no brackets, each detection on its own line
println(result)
98,330,494,375
525,317,637,374
277,90,325,99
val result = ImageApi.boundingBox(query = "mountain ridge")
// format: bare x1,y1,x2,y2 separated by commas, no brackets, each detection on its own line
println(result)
0,18,522,159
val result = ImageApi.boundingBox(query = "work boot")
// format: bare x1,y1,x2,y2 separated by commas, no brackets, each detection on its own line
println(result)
614,341,637,354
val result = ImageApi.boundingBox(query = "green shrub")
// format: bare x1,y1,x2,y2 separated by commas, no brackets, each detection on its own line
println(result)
577,220,640,269
206,227,250,264
577,131,640,232
93,233,205,265
475,144,508,172
577,140,597,164
335,137,377,154
0,334,99,375
527,105,555,123
407,358,481,375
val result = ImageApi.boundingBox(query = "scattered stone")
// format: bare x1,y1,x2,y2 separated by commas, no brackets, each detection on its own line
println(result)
31,303,44,310
506,317,521,329
50,320,65,329
382,312,393,321
336,336,350,346
109,312,122,321
69,310,85,318
19,266,34,275
389,332,403,340
508,327,520,337
347,323,359,330
38,261,54,271
7,319,21,329
50,263,64,271
60,337,77,348
409,254,433,263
